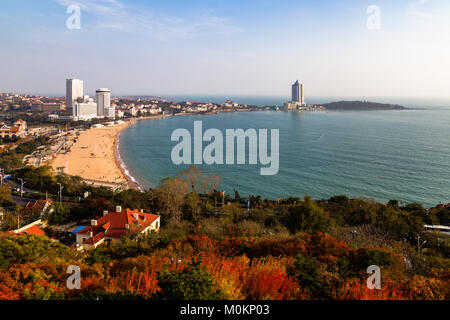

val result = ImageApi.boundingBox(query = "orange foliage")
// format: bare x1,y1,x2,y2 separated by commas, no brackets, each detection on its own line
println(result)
241,258,306,300
402,276,449,300
301,233,351,264
168,235,218,255
333,279,405,300
104,268,160,298
201,253,305,300
0,233,445,301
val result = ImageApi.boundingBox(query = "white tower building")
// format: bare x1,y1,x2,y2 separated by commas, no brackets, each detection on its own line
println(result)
96,88,111,117
66,79,84,112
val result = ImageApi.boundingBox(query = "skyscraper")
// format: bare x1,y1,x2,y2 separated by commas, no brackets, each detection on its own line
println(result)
96,88,111,117
291,80,305,105
66,79,84,112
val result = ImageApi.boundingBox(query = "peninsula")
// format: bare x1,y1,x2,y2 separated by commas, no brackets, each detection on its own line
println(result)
322,101,407,111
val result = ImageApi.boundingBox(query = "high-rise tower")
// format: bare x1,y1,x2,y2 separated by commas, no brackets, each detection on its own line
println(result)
291,80,305,105
66,79,84,113
96,88,111,117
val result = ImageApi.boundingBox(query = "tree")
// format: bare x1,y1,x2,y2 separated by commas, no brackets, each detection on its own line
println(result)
0,210,19,231
0,235,70,269
177,166,221,195
184,192,202,222
220,203,245,224
388,200,399,207
293,253,332,299
354,248,396,271
114,189,150,211
153,177,189,221
234,189,241,203
0,185,12,205
283,196,331,234
155,259,223,300
16,166,55,192
46,203,70,225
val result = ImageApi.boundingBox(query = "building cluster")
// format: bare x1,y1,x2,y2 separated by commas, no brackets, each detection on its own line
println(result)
31,102,65,113
112,96,251,117
67,79,116,121
1,85,254,122
0,92,66,113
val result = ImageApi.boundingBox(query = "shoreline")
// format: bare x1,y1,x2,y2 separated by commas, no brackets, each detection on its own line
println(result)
115,125,142,191
50,122,131,190
115,114,173,191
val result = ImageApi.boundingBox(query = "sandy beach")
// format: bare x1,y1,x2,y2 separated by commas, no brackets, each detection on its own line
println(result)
50,123,130,187
50,115,171,189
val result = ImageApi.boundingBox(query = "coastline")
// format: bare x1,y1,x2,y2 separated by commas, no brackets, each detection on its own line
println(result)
116,114,172,191
50,122,130,189
115,125,142,191
49,114,169,191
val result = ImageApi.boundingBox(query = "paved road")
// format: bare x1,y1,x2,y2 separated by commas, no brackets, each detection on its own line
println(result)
11,195,84,207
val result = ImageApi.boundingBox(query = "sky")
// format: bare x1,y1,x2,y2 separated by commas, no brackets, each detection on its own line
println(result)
0,0,449,101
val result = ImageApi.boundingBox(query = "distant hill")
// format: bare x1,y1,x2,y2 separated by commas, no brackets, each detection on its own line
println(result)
323,101,407,111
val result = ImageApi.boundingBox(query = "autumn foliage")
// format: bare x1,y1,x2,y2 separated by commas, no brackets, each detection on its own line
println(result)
0,233,447,300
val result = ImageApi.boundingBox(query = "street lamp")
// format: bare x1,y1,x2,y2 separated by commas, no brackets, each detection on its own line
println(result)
18,178,26,198
417,234,427,256
57,183,64,204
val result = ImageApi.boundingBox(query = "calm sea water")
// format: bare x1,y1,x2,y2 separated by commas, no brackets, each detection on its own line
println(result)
119,107,450,207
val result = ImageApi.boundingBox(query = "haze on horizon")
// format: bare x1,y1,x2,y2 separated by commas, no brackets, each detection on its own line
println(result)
1,0,449,101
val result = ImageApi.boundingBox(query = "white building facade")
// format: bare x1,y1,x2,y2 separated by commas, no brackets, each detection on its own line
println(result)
66,79,84,112
67,79,115,120
96,88,111,117
73,96,98,121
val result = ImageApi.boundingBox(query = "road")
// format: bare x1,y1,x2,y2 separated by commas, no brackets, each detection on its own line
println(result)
11,194,84,208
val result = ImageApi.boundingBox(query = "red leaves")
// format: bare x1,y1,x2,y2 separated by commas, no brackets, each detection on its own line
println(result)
333,279,405,300
104,268,160,298
168,235,218,254
0,233,445,300
301,233,351,264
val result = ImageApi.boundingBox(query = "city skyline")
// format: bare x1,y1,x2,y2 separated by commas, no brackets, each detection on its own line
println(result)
1,0,450,100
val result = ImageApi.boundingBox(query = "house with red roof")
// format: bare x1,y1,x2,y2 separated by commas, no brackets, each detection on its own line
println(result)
8,219,47,236
75,206,160,250
24,199,54,218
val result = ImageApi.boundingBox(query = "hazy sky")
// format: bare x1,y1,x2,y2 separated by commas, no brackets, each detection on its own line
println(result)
1,0,449,100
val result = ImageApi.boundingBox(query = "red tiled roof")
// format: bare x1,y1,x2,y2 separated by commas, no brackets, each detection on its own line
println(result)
102,221,111,231
9,225,46,236
25,199,53,209
77,209,159,245
84,231,105,245
0,126,20,133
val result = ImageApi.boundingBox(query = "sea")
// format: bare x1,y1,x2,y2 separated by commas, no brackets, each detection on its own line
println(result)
119,96,450,208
